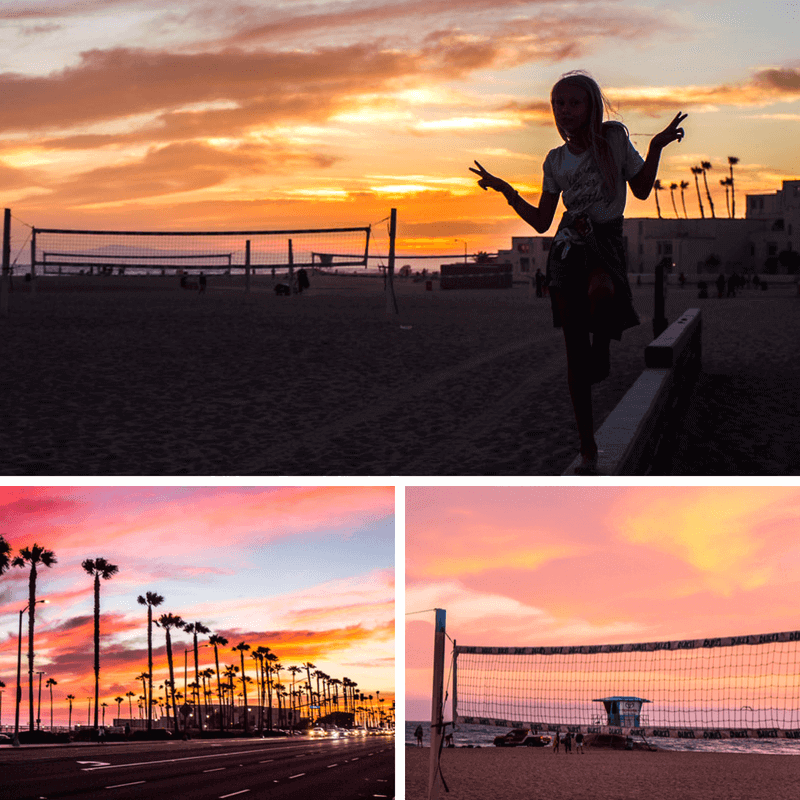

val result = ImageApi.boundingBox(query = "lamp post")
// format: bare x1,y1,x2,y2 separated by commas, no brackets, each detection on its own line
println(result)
36,671,45,731
13,599,48,747
455,239,468,264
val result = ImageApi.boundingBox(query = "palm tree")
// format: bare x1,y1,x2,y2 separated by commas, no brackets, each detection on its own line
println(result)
223,665,239,729
82,558,119,733
0,535,11,574
101,702,108,726
302,662,316,724
701,161,715,218
46,678,57,731
66,694,75,732
136,591,164,731
273,682,285,727
679,180,690,218
691,166,706,218
183,621,211,731
125,690,136,721
265,654,278,731
232,643,251,734
669,183,679,218
114,696,124,723
156,613,185,734
720,177,733,218
13,544,57,733
728,156,739,218
653,179,663,218
201,668,215,730
208,634,228,731
136,672,149,713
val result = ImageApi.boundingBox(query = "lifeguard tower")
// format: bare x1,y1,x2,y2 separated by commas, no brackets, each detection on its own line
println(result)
593,696,653,750
593,697,651,728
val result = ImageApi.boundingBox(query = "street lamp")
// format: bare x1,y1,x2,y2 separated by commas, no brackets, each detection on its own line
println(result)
455,239,468,264
36,671,45,731
13,599,48,747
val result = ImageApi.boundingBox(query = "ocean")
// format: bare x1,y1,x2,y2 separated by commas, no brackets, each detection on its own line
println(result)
405,721,800,756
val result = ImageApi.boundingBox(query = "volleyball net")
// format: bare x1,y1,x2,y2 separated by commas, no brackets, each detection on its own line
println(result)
31,226,371,276
453,630,800,740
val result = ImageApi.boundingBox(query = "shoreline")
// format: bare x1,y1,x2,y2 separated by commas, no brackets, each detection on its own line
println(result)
405,745,800,800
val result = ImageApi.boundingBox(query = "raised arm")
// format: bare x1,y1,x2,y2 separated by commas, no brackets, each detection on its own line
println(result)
470,161,559,234
628,112,687,200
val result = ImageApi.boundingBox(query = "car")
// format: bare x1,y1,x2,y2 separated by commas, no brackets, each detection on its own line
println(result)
493,728,552,747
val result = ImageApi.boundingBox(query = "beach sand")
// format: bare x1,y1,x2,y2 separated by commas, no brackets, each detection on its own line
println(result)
405,745,800,800
1,273,797,475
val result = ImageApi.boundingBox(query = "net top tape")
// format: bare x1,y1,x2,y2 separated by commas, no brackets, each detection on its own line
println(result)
455,629,800,656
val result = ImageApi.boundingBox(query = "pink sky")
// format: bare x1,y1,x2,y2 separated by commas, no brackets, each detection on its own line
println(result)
0,486,394,728
405,486,800,720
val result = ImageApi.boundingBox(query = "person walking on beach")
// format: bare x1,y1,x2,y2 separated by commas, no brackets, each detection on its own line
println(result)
470,70,686,473
575,732,584,753
552,731,560,753
563,731,572,753
415,724,424,747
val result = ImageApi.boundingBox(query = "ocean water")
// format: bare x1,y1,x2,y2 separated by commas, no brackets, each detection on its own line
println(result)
405,721,800,756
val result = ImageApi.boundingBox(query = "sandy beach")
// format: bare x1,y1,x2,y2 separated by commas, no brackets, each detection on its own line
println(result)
1,272,797,475
405,745,800,800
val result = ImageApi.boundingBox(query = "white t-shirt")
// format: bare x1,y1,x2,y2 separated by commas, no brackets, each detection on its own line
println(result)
541,122,644,224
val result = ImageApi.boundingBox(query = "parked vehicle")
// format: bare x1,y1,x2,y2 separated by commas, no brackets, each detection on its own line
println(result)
493,728,552,747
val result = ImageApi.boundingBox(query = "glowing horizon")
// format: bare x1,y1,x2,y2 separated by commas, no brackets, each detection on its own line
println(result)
0,487,395,729
1,1,799,260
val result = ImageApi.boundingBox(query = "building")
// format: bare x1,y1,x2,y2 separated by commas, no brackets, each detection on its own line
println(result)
497,180,800,280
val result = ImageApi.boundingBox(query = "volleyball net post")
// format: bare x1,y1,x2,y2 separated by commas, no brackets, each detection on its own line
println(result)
428,608,446,800
386,208,398,315
1,208,10,317
245,239,251,293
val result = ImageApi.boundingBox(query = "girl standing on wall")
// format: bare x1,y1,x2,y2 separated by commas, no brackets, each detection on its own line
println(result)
471,71,686,473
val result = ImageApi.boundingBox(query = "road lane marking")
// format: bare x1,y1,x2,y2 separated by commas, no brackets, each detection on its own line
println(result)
259,760,273,764
204,768,226,772
81,747,297,771
106,782,146,789
327,764,338,768
219,792,251,798
289,773,306,779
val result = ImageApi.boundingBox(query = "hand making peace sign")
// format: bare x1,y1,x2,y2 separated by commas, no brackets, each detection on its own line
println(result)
651,112,688,150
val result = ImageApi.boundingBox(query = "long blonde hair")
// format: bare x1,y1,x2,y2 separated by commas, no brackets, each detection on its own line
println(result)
551,71,628,202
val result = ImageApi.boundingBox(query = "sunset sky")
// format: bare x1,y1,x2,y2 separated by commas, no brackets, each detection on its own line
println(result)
405,486,800,720
2,1,799,260
0,486,394,728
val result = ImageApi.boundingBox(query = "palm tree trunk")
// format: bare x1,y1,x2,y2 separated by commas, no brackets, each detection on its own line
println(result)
213,647,223,732
694,175,705,218
27,564,37,734
702,171,715,218
146,608,153,730
93,575,100,731
166,633,179,735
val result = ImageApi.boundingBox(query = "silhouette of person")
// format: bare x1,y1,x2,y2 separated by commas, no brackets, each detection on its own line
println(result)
552,731,560,753
716,273,726,298
575,732,585,753
471,70,686,473
415,724,423,747
563,731,572,753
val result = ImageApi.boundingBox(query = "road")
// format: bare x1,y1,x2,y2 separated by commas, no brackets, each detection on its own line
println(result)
0,734,395,800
